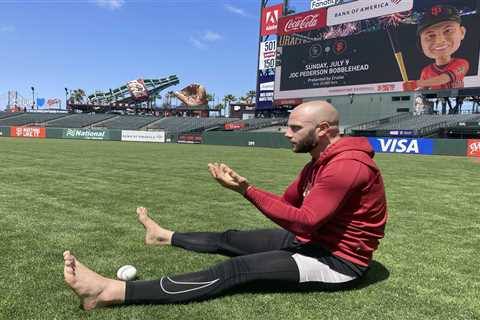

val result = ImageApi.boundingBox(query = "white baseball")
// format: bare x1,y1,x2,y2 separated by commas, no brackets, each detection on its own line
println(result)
116,265,137,281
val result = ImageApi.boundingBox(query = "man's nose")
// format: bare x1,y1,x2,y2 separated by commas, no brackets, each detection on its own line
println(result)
434,33,447,44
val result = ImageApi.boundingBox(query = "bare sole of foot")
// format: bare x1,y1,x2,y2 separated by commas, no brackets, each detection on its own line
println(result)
136,207,174,246
63,251,124,310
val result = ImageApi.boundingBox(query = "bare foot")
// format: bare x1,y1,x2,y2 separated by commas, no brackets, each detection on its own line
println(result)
63,251,125,311
136,207,174,245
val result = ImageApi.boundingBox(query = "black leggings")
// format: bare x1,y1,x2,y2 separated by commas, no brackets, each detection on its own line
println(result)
125,229,365,305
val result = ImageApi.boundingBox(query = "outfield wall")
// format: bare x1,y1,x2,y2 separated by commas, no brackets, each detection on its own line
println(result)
0,125,478,157
202,132,480,158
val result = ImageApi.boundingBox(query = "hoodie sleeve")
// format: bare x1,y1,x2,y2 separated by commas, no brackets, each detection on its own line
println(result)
245,159,368,236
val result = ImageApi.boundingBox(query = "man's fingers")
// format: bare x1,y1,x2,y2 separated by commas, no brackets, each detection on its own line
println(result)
231,171,246,183
207,164,217,178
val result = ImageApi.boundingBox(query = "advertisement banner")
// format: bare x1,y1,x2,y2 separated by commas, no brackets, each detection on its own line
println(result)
177,134,203,144
275,1,480,99
259,40,277,70
62,128,109,140
327,0,414,26
261,4,283,36
311,0,339,10
127,79,150,101
368,137,433,154
256,73,275,109
10,127,46,138
277,8,327,35
467,139,480,157
36,98,45,108
121,130,165,143
224,123,246,130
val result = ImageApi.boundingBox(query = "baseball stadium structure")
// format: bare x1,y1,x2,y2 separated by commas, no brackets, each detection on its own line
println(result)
69,75,179,113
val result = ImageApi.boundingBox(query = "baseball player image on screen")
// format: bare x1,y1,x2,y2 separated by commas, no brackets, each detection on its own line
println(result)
403,5,469,91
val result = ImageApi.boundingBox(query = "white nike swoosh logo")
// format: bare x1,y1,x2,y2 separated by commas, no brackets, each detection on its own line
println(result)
159,276,220,295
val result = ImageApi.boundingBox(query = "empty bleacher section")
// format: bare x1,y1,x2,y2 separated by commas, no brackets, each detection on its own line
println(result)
0,112,17,120
46,114,116,128
348,114,480,137
93,115,160,130
0,113,67,126
229,118,288,132
147,117,236,134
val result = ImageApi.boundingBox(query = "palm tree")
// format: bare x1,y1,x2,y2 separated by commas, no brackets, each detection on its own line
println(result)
222,94,236,117
69,89,86,104
205,93,215,108
245,90,256,104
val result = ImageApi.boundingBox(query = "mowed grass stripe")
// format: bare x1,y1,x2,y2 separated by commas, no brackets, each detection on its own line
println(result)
0,138,478,320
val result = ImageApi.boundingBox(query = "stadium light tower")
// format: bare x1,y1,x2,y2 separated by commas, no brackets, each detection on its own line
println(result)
31,86,35,110
65,87,68,110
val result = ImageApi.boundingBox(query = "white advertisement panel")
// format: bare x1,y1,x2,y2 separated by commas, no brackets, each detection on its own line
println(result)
327,0,414,26
121,130,165,143
259,40,277,70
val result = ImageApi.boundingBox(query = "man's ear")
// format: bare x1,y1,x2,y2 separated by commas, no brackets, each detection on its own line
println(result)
317,122,330,136
460,26,466,40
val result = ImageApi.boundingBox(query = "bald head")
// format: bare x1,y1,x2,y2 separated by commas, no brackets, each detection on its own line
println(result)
291,101,339,126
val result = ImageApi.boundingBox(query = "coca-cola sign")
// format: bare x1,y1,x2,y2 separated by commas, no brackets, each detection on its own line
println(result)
278,8,327,36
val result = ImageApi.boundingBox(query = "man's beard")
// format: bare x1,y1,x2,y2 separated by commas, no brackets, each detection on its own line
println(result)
293,130,318,153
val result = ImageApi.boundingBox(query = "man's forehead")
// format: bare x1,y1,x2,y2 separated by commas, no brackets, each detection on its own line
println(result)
422,20,461,33
288,113,316,126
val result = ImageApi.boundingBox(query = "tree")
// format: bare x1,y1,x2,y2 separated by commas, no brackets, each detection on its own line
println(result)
205,93,215,107
69,89,87,104
245,90,256,104
222,94,236,116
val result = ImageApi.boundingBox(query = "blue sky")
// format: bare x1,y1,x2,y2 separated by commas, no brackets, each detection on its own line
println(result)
0,0,309,108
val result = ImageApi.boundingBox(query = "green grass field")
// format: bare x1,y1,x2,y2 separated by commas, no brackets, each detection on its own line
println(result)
0,138,478,320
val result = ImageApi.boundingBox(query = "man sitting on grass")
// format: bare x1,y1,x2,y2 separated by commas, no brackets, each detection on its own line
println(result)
63,101,388,310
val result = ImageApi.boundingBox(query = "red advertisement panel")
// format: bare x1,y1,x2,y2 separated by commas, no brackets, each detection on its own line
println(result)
467,139,480,157
224,123,246,130
177,134,203,144
273,98,303,106
10,127,46,138
277,8,327,35
261,4,283,36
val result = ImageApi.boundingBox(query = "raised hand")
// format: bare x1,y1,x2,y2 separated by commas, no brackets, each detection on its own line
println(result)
208,163,250,195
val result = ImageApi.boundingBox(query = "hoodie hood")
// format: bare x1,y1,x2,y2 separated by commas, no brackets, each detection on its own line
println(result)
317,137,375,165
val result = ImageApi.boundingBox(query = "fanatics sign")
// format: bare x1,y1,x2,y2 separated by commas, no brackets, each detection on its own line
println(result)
261,4,283,36
311,0,338,10
278,8,327,35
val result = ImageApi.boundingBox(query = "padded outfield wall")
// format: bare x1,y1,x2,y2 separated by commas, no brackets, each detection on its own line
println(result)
0,126,478,157
202,132,480,158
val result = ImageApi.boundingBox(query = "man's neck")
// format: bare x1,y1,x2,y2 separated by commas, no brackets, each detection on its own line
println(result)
310,136,341,160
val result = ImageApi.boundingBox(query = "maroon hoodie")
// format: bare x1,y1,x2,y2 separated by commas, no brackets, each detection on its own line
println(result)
245,137,388,267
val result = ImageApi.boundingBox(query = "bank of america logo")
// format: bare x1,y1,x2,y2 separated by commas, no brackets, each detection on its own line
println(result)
391,0,402,4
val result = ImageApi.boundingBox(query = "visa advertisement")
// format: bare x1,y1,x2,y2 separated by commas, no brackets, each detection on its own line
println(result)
275,0,480,99
368,137,434,154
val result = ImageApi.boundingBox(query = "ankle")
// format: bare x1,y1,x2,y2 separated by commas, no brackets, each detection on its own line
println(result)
98,279,126,305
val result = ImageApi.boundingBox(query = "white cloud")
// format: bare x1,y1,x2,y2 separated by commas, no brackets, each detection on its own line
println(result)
93,0,125,10
224,4,250,17
190,31,222,49
202,31,222,42
0,26,15,33
190,37,207,50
